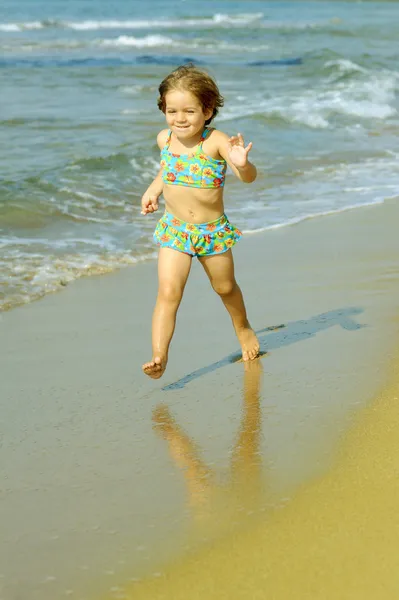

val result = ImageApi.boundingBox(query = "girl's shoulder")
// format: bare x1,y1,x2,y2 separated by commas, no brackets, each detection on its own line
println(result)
203,128,229,159
204,127,228,141
156,129,170,150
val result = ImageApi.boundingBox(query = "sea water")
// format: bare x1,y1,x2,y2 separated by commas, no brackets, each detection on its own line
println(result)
1,0,399,310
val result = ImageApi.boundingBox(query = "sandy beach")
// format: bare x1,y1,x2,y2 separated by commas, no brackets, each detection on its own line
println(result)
2,198,399,600
128,346,399,600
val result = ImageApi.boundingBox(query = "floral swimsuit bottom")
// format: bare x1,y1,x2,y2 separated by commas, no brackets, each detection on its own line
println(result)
153,211,242,257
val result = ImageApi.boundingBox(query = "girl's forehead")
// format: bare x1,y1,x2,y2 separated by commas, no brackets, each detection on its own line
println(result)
165,89,201,107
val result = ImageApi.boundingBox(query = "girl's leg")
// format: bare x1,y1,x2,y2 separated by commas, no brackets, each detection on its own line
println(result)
143,247,192,379
231,359,263,485
199,249,259,361
152,404,213,513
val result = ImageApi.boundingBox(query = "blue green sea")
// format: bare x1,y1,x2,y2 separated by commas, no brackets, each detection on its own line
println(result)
1,0,399,310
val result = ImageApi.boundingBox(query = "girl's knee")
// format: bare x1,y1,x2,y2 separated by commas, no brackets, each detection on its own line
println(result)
212,279,236,297
158,281,184,304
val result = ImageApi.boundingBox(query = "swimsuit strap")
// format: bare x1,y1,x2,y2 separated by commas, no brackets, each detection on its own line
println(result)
164,129,172,149
198,128,210,151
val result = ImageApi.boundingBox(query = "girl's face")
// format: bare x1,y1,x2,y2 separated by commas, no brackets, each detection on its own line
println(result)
164,89,213,140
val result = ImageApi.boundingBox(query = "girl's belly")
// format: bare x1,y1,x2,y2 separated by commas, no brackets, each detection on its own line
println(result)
162,184,225,224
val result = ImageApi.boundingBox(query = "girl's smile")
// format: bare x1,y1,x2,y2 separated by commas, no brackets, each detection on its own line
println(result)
164,90,212,143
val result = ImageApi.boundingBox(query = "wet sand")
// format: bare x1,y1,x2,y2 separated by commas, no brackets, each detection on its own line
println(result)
127,350,399,600
1,199,399,600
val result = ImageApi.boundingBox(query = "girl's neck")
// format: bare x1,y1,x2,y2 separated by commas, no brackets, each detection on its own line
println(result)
172,127,207,151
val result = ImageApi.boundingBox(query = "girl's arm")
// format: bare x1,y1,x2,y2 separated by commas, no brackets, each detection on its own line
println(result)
141,168,163,215
215,131,257,184
141,129,169,215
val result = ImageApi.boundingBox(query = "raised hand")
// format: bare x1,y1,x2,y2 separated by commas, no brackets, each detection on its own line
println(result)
141,194,159,215
227,133,253,169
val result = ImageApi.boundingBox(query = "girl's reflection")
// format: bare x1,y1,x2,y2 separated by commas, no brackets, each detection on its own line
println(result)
152,359,264,533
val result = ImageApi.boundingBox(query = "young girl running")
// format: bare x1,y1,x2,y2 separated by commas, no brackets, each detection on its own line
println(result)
141,64,260,379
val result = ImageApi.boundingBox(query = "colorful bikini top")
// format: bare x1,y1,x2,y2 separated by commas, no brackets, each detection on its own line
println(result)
160,128,227,189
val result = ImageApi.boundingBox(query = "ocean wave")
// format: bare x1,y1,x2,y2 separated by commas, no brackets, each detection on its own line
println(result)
324,58,367,75
0,246,158,312
0,53,297,69
96,35,270,52
1,40,86,52
1,34,271,54
0,55,202,68
70,152,134,170
235,154,399,235
1,190,394,313
0,151,159,228
305,63,398,122
0,15,353,34
0,21,44,31
3,150,399,312
0,13,264,33
241,198,386,235
219,59,398,128
66,13,265,30
98,34,177,48
248,57,302,67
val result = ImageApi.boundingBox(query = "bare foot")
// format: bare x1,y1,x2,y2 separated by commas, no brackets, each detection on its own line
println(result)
236,325,260,361
142,355,167,379
243,355,263,374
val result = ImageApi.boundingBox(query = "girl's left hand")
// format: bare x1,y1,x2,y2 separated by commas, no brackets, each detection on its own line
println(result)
227,133,253,168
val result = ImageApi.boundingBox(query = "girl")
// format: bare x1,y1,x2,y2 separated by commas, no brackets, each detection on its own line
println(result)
141,64,259,379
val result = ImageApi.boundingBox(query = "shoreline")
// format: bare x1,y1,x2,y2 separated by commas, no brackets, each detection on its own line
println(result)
1,195,391,314
1,197,399,600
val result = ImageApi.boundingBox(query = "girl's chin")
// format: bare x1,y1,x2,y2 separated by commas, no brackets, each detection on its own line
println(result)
173,127,205,138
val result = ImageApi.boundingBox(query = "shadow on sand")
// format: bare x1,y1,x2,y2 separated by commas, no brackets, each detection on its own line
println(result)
162,307,366,391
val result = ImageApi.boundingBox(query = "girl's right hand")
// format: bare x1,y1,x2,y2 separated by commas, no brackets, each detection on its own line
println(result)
141,195,159,215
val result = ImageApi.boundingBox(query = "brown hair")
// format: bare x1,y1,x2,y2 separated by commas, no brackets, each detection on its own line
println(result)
157,64,224,126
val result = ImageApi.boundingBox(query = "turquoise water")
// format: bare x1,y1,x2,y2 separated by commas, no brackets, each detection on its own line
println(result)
1,0,399,310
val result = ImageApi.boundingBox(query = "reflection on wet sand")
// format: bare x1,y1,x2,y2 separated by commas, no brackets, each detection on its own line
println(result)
152,359,265,535
127,352,399,600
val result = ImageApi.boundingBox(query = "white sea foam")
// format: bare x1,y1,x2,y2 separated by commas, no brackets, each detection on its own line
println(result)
121,109,141,115
67,13,263,30
98,34,176,48
1,34,270,53
60,187,107,203
3,153,398,311
21,20,43,30
0,21,44,31
294,71,397,124
241,198,386,235
325,58,367,75
64,15,335,32
59,187,127,213
0,23,20,31
119,84,152,96
277,80,396,128
219,63,397,128
0,245,158,311
228,152,399,236
0,15,341,34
